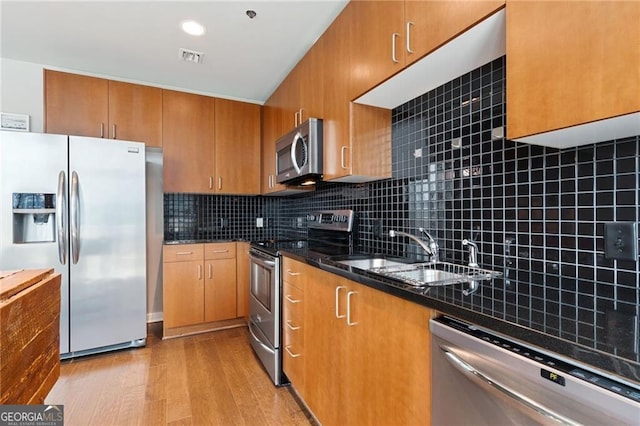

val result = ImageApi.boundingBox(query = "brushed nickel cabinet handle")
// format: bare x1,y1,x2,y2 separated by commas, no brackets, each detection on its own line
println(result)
100,123,104,138
176,251,194,255
112,124,117,139
406,21,415,53
285,346,301,358
285,295,301,304
209,176,213,189
208,263,212,279
197,264,202,280
335,286,346,319
391,32,400,63
286,321,301,331
347,291,358,326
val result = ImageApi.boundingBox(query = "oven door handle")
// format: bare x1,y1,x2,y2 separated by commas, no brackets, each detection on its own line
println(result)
250,254,276,268
248,321,275,355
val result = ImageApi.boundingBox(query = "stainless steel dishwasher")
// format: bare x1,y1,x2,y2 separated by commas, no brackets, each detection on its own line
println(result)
430,317,640,425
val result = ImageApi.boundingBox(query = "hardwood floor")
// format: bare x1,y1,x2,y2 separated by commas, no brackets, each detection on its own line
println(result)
45,324,313,425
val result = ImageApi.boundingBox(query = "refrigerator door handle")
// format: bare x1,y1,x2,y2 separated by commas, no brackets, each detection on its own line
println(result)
56,170,68,264
70,170,80,264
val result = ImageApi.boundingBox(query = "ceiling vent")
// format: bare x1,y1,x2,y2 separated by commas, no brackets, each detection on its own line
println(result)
178,48,204,64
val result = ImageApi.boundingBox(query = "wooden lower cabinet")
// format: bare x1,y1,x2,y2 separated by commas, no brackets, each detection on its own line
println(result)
285,256,436,425
204,242,237,323
163,242,242,338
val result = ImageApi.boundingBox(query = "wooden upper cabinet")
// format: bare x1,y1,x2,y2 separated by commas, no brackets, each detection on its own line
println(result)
349,0,405,99
214,98,261,195
347,0,505,97
108,81,162,147
297,40,325,125
44,70,108,137
506,0,640,144
162,89,215,193
322,4,353,181
319,3,392,183
404,0,504,66
44,70,163,147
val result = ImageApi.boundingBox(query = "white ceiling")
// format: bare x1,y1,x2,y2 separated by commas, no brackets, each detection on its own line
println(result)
0,0,348,104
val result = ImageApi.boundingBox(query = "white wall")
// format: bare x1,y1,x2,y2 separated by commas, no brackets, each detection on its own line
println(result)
0,57,164,322
0,58,46,132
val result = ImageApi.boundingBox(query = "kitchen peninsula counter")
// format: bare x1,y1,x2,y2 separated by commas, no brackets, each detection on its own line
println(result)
0,268,61,404
280,248,640,389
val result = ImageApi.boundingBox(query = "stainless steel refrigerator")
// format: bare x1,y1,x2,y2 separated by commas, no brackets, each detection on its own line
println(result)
0,130,147,358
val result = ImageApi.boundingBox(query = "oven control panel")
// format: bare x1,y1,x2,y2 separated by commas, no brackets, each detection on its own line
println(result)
307,210,354,232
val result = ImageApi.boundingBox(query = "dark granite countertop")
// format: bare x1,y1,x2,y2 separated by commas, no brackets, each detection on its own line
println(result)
280,247,640,389
163,239,249,245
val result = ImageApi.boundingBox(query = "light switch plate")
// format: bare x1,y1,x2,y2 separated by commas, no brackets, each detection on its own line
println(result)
604,222,638,261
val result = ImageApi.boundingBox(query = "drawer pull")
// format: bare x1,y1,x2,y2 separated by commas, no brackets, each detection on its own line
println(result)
286,321,301,331
211,249,229,253
176,251,193,255
286,270,301,276
285,346,301,358
285,295,301,304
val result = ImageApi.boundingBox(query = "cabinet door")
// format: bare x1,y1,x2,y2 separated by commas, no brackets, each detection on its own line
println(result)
108,81,163,147
297,41,325,125
404,0,505,66
346,281,434,425
214,98,261,194
506,0,640,140
261,100,284,193
163,260,204,328
44,70,108,137
204,242,237,322
162,90,215,193
349,0,405,98
322,4,353,181
204,258,237,322
304,268,348,425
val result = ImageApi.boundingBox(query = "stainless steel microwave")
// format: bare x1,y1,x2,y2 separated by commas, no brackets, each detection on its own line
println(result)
275,118,323,186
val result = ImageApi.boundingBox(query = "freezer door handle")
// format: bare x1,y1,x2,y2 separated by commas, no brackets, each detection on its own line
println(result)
440,345,579,426
56,170,67,264
70,170,80,264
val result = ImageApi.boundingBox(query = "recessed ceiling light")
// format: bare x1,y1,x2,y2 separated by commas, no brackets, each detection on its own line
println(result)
181,20,205,36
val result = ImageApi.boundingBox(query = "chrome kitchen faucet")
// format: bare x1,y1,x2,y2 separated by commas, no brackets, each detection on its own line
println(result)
389,228,439,262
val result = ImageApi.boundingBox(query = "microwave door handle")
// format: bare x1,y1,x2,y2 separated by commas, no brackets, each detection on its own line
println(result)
291,131,302,174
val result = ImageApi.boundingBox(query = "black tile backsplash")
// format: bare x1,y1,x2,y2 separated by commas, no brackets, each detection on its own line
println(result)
163,193,278,242
165,56,640,365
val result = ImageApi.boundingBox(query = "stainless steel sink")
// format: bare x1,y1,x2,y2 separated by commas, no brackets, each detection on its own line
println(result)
334,257,410,270
371,261,502,289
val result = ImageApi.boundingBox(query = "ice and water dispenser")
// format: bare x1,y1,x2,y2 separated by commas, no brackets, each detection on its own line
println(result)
12,193,56,243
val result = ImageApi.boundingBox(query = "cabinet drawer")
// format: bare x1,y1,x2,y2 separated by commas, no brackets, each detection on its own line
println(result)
283,342,304,390
282,258,305,289
204,242,236,260
283,282,303,314
283,315,304,348
163,244,203,262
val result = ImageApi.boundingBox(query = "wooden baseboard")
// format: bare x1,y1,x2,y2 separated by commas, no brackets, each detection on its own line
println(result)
162,317,247,339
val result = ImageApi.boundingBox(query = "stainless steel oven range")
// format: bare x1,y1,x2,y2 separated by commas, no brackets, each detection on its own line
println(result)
248,209,356,386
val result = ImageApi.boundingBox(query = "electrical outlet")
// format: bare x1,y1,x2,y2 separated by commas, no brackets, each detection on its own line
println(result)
256,217,263,228
604,222,638,261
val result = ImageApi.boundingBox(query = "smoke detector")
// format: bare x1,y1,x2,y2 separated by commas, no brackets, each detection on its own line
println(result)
178,48,204,64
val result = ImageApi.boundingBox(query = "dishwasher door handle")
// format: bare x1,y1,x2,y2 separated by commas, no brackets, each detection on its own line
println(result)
440,346,580,426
